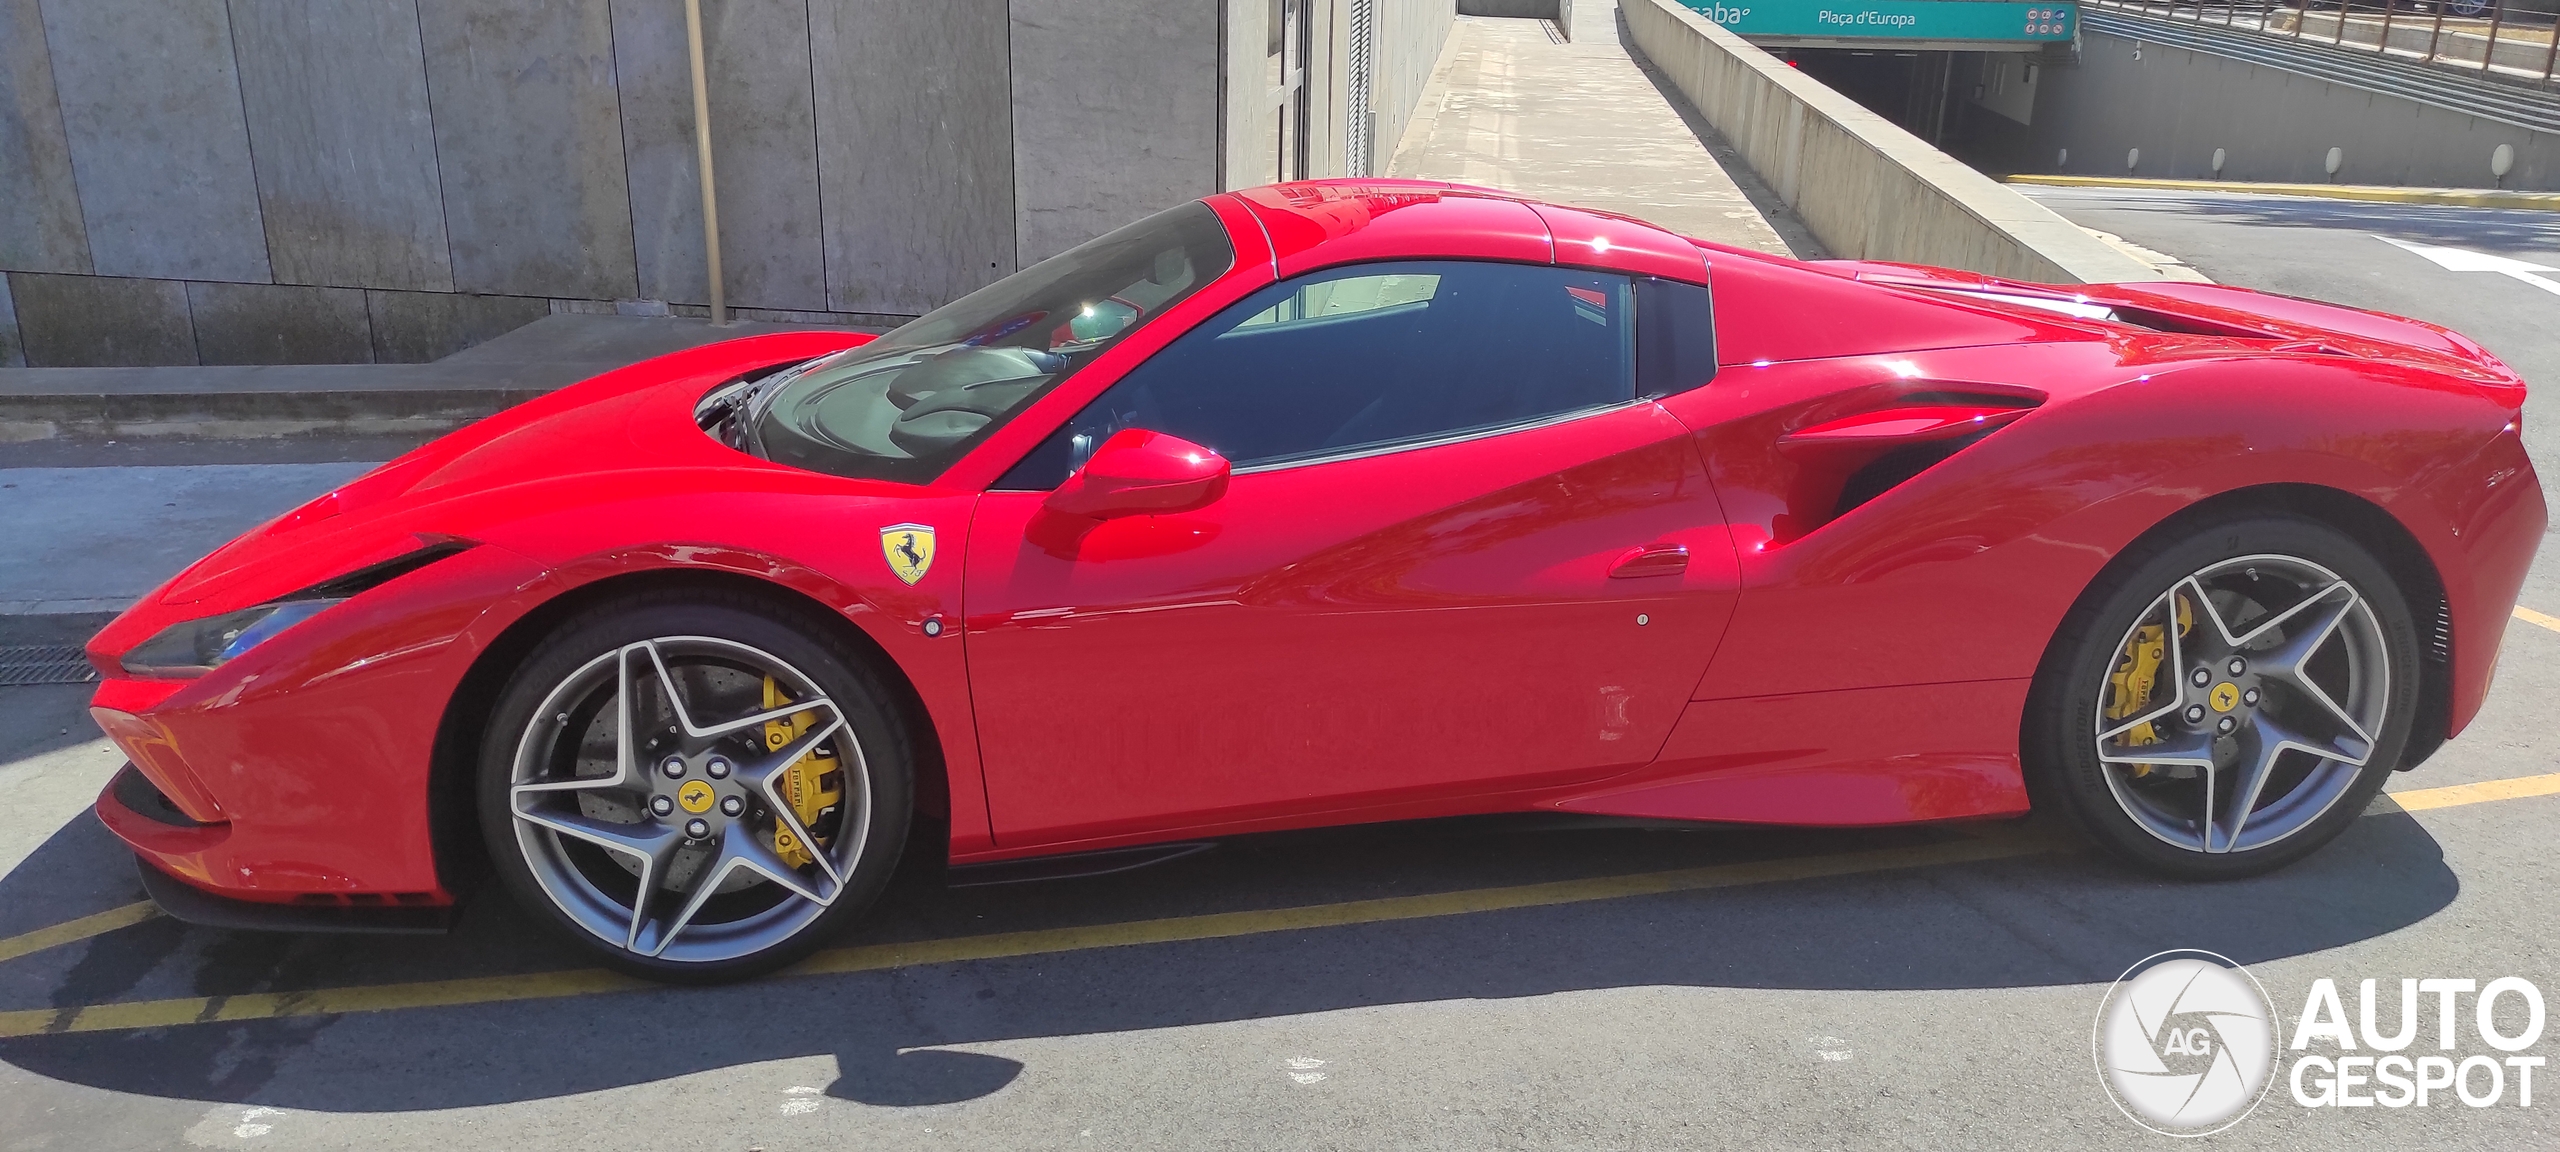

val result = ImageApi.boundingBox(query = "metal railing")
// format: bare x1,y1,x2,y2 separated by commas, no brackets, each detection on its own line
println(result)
2083,0,2560,85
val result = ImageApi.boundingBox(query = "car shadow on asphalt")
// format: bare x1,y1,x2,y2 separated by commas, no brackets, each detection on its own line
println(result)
0,802,2457,1112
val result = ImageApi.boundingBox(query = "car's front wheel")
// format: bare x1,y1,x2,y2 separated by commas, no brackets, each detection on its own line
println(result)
477,589,912,982
2027,514,2420,879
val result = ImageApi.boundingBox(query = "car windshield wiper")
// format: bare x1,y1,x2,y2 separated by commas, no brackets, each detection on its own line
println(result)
710,352,856,452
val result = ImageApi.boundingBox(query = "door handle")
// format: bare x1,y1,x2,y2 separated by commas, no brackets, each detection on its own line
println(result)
1608,543,1690,579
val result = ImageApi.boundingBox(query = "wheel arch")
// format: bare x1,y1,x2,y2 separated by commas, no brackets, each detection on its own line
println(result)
2025,481,2452,794
425,566,951,897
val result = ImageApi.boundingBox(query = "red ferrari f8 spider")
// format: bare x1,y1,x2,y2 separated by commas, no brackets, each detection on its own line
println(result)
86,182,2543,980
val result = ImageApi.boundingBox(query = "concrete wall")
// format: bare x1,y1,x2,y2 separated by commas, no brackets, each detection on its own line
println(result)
1377,0,1460,173
1969,51,2042,127
1620,0,2159,283
1225,0,1456,186
1012,0,1222,265
811,0,1017,314
1,0,1451,368
1983,26,2560,190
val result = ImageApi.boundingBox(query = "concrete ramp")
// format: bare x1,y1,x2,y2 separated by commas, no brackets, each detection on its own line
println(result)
1389,0,1803,256
1623,0,2164,282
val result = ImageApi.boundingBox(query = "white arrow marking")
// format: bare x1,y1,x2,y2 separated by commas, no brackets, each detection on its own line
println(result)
2378,235,2560,298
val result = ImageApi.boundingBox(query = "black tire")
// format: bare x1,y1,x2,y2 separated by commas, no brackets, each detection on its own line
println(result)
476,587,913,983
2025,513,2420,880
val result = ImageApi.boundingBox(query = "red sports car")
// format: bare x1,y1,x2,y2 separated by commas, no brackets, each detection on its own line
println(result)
84,181,2543,981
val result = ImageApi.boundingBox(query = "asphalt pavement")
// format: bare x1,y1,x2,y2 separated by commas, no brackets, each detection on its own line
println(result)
0,189,2556,1150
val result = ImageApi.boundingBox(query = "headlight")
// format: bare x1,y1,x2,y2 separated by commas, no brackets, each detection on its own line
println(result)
116,539,476,679
120,599,344,678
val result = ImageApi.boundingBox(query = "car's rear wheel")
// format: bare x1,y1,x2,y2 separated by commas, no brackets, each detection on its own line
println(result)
2027,515,2419,879
477,590,911,982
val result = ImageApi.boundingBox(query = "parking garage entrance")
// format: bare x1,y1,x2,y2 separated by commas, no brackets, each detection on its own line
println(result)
1674,0,2077,144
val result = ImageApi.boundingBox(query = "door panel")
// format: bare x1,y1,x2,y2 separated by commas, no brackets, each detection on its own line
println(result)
963,401,1738,847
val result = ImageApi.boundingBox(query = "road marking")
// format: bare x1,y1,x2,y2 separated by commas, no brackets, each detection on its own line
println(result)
2386,771,2560,813
2,769,2555,1040
2008,174,2560,211
2377,236,2560,298
2514,605,2560,634
0,838,2039,1040
0,901,156,966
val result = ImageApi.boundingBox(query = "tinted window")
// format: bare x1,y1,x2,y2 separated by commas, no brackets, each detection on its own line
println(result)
746,201,1234,484
1635,276,1717,397
1000,260,1634,488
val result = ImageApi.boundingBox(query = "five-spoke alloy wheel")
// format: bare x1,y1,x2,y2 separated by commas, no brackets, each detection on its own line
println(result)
479,591,911,981
2029,514,2420,879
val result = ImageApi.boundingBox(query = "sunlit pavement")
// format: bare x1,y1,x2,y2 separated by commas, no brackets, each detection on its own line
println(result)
1,192,2556,1149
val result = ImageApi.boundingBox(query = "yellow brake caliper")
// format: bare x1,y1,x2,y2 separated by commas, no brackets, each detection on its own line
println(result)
761,676,844,868
2104,596,2193,777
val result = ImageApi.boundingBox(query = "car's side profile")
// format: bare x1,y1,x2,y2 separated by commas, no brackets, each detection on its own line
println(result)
85,181,2543,981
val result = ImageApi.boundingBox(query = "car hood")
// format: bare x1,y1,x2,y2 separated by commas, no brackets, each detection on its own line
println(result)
147,331,881,613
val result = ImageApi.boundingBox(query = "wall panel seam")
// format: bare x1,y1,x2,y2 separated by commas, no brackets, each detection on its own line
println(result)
28,0,95,274
608,0,642,304
226,0,282,289
416,0,461,306
802,0,826,314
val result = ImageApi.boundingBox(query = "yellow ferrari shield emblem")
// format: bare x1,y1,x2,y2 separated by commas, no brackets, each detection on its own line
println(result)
2210,682,2241,713
881,523,936,585
676,779,716,814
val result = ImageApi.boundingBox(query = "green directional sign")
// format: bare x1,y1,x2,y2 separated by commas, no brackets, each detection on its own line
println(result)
1678,0,2076,42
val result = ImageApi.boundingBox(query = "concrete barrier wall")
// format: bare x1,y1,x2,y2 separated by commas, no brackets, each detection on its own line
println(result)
1457,0,1572,25
1620,0,2162,283
1378,0,1463,171
1,0,1455,368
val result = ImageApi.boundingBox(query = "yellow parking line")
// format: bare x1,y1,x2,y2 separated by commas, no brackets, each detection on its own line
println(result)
2,767,2555,1040
793,835,2058,979
2514,605,2560,634
0,902,156,966
2006,173,2560,211
2387,771,2560,812
0,837,2039,1040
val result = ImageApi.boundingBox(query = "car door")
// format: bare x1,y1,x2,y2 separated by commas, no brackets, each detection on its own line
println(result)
961,259,1741,847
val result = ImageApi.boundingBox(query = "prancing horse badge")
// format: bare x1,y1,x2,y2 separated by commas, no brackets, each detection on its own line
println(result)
881,523,935,585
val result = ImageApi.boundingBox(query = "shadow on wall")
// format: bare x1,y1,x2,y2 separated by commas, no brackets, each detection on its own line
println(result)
0,800,2457,1112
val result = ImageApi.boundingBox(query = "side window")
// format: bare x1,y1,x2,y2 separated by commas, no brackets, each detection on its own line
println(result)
999,260,1634,488
1635,276,1717,398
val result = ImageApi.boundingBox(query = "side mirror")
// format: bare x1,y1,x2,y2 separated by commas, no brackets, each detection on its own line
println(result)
1043,429,1230,519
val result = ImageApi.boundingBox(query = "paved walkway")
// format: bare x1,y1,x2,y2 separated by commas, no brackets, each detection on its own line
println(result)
1387,1,1803,257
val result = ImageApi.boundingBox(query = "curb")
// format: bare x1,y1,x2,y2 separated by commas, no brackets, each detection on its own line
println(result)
0,611,117,648
2006,174,2560,211
0,314,869,442
0,364,612,442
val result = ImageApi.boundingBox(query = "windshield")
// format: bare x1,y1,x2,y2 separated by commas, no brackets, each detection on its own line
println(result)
748,201,1236,483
